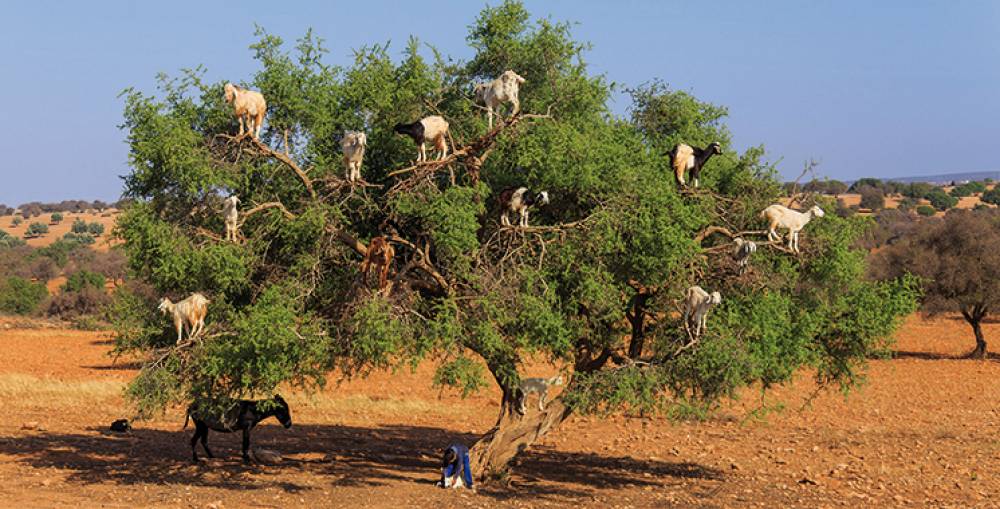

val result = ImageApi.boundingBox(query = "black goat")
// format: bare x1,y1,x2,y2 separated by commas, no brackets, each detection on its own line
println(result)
185,394,292,463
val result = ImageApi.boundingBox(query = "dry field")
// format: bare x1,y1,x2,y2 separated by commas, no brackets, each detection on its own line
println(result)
0,211,119,251
0,314,998,508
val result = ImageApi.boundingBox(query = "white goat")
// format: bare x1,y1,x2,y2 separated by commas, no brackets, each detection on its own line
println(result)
732,237,757,274
342,131,367,183
223,195,239,242
224,83,267,140
760,204,825,253
474,70,526,129
158,293,210,344
683,286,722,338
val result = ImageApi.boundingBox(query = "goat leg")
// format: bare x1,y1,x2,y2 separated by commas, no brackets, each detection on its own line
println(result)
242,428,253,463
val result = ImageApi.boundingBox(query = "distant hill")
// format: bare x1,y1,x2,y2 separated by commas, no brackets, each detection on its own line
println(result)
858,170,1000,185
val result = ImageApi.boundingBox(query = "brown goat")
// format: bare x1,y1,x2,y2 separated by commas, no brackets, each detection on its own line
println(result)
360,236,395,290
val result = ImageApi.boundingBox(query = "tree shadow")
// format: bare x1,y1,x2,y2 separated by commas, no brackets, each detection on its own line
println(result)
892,349,1000,361
82,361,144,371
0,423,722,500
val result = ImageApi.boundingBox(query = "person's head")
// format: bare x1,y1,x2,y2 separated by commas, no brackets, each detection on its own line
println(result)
441,447,457,467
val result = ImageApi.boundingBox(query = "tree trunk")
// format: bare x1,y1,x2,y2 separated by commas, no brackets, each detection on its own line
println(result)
970,319,987,359
962,307,988,359
468,395,573,481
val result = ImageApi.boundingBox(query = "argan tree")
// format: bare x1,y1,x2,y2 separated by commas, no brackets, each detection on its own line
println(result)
113,1,917,478
871,209,1000,358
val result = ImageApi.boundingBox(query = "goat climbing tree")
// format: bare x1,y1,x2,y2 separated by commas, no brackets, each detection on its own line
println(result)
114,1,918,479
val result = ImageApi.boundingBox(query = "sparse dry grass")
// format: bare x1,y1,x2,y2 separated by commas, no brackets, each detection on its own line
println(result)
0,374,124,407
288,392,462,419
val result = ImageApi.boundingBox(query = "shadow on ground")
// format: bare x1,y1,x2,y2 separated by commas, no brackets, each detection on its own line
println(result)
0,423,722,499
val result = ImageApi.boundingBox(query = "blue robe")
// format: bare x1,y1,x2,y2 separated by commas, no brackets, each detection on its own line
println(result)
441,443,473,488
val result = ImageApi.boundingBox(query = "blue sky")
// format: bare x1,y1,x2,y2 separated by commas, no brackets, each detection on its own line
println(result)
1,1,997,204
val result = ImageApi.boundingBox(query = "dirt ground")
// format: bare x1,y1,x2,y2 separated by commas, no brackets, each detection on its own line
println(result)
0,314,998,508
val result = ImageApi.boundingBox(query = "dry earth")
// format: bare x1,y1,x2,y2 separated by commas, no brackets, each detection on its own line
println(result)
0,314,998,508
1,211,119,251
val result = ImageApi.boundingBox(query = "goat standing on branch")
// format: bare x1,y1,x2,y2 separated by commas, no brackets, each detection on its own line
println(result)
683,286,721,338
223,83,266,140
668,142,722,188
360,236,395,290
732,237,757,274
223,195,239,242
158,293,210,344
342,130,367,183
394,115,450,163
498,187,550,227
474,70,526,129
760,204,825,253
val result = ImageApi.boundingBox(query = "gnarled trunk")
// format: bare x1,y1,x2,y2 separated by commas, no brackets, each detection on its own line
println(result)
961,306,989,359
469,394,573,480
970,319,987,359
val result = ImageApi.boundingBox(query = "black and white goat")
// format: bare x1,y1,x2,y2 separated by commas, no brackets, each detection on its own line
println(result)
732,237,757,274
668,142,722,188
393,115,450,162
498,187,550,227
185,395,292,463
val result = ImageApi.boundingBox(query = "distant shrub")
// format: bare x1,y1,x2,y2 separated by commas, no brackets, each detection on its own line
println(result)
62,232,95,246
0,231,25,249
24,222,49,238
46,286,111,320
949,181,984,198
23,257,58,281
62,270,106,293
982,187,1000,205
858,185,885,210
50,212,64,224
849,178,883,193
916,205,937,217
903,183,933,199
926,188,958,210
87,222,105,237
71,218,88,234
0,276,47,315
11,216,23,227
36,239,85,267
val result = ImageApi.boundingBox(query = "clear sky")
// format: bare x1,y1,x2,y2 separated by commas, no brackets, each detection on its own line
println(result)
1,1,997,205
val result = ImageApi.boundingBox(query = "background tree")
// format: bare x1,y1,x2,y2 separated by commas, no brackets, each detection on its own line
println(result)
857,185,885,210
870,209,1000,358
981,186,1000,206
50,212,64,224
113,1,917,479
25,222,49,239
11,216,23,227
926,188,958,211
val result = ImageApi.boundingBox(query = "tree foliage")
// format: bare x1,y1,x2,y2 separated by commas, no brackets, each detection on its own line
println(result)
114,1,918,476
871,209,999,357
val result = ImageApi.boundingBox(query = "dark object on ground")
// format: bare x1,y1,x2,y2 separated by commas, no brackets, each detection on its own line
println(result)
110,419,131,433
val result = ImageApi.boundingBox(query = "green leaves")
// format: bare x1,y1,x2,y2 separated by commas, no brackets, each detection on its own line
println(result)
115,1,917,421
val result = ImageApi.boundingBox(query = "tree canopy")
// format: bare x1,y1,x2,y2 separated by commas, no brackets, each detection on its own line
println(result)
871,209,1000,357
113,1,917,477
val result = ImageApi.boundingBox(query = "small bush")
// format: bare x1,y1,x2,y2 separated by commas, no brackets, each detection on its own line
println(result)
88,222,106,237
24,222,49,238
926,188,958,211
982,187,1000,206
0,276,47,315
858,185,885,210
71,218,88,234
0,231,25,249
62,270,106,293
50,212,64,224
46,286,111,320
916,205,936,217
11,216,23,227
62,232,95,246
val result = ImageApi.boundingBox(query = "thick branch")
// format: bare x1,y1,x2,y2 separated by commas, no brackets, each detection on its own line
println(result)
219,134,316,199
240,201,296,223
